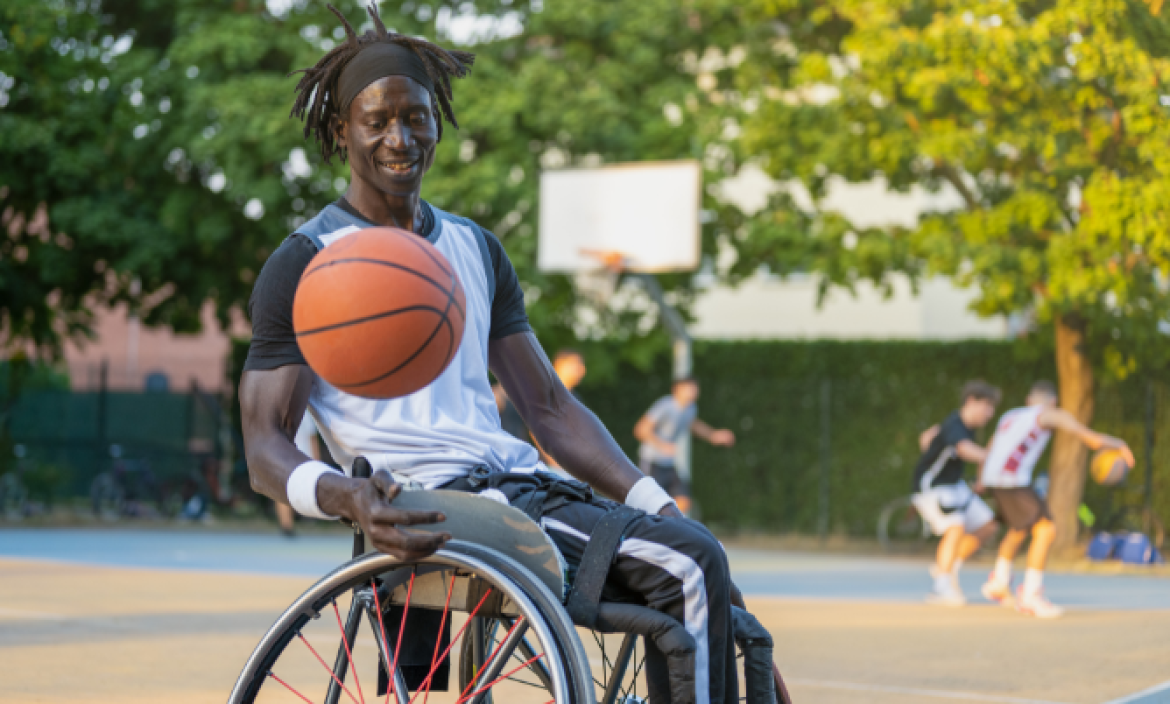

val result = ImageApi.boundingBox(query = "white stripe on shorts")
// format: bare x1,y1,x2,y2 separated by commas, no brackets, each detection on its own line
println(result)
541,517,712,704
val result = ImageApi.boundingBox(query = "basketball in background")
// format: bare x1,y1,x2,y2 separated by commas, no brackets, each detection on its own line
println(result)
1090,448,1130,486
293,227,466,399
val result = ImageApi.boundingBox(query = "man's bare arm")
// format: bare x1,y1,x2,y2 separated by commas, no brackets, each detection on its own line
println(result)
919,424,940,453
489,332,681,517
955,439,988,465
692,418,735,446
1038,407,1134,465
240,367,450,558
634,414,675,456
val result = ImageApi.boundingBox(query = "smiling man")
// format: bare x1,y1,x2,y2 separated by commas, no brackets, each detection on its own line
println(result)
239,5,742,703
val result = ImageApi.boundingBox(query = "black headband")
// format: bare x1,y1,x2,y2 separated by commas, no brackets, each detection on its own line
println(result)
336,42,435,112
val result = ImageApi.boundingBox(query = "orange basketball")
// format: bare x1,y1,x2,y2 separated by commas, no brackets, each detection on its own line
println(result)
293,227,466,399
1090,448,1130,486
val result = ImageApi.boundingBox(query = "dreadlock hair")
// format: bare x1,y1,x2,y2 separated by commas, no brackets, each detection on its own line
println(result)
289,3,475,163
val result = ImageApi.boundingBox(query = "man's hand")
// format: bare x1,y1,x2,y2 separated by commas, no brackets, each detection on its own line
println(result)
319,470,451,560
709,429,736,447
655,440,677,456
919,424,940,453
972,480,986,494
1103,438,1136,468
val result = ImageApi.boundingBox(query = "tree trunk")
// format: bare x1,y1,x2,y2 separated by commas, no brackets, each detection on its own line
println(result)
1048,316,1095,553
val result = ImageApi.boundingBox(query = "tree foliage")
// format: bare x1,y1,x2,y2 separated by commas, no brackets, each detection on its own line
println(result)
722,0,1170,380
1,0,743,374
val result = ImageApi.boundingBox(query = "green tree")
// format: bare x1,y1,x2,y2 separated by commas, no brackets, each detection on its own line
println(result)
722,0,1170,548
3,0,742,379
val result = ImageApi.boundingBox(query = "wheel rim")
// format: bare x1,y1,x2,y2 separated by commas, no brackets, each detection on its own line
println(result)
229,545,585,704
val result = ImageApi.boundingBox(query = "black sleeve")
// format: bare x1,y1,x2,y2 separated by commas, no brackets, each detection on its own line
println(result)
941,413,974,446
480,227,531,340
242,234,318,372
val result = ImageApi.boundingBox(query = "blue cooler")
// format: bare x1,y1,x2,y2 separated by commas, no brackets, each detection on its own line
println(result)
1118,533,1164,565
1086,532,1116,561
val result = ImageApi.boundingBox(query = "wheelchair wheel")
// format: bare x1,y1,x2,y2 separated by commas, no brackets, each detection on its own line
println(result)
461,620,645,704
228,540,593,704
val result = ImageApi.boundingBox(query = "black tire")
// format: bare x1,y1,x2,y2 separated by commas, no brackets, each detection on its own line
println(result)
227,540,592,704
878,495,929,550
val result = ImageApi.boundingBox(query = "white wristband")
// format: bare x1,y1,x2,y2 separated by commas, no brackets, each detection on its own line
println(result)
625,476,676,515
287,460,342,520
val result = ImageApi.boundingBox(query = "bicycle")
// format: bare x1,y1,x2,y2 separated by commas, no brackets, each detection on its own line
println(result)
228,466,792,704
876,495,930,551
0,468,29,520
0,444,36,520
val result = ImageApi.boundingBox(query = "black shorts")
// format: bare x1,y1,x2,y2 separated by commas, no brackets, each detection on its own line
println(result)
642,461,688,497
992,487,1051,531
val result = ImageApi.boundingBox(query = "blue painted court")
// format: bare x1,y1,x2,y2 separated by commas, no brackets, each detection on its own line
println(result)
1,527,1167,611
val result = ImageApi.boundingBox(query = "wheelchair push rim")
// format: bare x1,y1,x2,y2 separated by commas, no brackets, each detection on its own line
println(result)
228,541,594,704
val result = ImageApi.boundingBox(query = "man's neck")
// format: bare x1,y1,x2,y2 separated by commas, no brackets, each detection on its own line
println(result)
344,182,423,233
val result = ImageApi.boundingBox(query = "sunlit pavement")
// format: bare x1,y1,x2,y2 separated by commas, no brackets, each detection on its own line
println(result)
1,528,1168,703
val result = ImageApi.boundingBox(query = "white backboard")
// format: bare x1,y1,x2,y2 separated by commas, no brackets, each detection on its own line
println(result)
538,160,702,273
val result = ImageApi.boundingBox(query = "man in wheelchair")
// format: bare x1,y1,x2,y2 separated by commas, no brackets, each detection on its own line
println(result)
240,6,775,703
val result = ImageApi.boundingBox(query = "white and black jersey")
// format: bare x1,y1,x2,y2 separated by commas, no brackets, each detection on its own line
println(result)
244,199,544,488
909,411,995,535
912,411,975,494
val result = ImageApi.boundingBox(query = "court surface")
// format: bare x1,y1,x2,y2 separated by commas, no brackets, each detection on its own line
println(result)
1,528,1168,704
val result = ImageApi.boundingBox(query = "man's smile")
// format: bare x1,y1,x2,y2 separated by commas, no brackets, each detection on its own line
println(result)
376,157,419,175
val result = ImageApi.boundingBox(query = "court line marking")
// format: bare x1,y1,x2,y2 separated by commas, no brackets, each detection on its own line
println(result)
1102,679,1170,704
788,678,1069,704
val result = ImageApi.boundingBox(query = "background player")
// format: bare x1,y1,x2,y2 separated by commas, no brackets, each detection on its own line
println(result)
980,380,1133,618
635,377,735,514
534,348,588,473
912,381,1001,606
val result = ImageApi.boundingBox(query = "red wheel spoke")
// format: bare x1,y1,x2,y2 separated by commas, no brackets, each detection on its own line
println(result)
456,617,526,702
333,600,366,704
406,586,495,704
298,633,361,704
388,571,417,704
419,571,456,704
452,653,545,704
268,671,317,704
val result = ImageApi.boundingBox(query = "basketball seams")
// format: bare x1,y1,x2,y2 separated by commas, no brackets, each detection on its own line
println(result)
341,294,457,392
295,304,451,338
294,225,468,399
301,257,467,322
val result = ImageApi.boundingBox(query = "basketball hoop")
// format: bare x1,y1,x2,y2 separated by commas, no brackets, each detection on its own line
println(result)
574,249,627,308
579,248,629,274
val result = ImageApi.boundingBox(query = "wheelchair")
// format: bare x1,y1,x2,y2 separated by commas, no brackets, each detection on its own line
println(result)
227,473,793,704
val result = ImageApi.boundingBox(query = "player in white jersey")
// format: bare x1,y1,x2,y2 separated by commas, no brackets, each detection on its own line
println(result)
979,381,1133,618
238,8,743,703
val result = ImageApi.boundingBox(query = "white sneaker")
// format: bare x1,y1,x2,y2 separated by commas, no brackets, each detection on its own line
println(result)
1016,587,1064,618
981,579,1015,607
926,575,967,607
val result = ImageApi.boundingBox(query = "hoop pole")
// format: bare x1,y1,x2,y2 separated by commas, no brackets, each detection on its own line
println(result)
634,274,694,482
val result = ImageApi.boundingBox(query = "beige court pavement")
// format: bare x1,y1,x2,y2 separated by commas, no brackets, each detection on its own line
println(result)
1,558,1168,704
